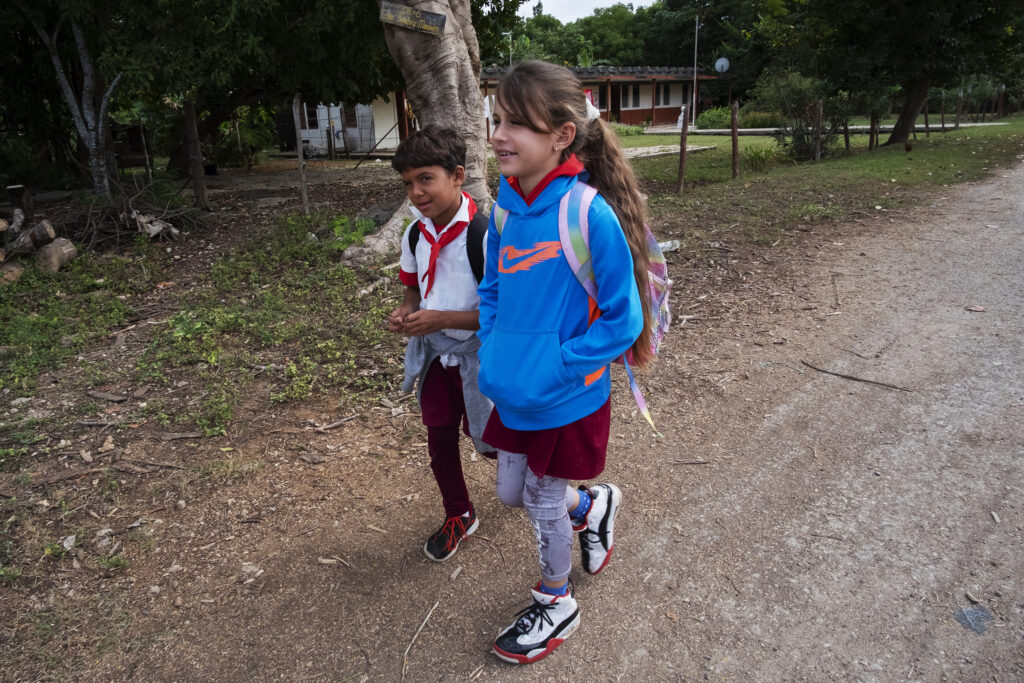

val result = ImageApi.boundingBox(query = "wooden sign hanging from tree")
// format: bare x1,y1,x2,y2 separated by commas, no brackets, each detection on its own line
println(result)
380,1,446,35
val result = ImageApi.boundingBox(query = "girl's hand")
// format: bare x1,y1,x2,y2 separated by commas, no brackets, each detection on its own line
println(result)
400,309,444,336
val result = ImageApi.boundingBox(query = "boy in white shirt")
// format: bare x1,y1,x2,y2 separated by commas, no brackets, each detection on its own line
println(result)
388,128,495,561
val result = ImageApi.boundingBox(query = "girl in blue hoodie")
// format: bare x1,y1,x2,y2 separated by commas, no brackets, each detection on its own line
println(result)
478,60,654,664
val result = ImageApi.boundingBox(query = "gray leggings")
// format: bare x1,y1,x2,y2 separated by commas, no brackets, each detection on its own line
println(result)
496,450,576,584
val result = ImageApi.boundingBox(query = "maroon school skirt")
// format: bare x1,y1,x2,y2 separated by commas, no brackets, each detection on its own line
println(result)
482,399,611,481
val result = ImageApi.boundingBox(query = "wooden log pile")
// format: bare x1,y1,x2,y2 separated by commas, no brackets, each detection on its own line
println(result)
1,185,78,284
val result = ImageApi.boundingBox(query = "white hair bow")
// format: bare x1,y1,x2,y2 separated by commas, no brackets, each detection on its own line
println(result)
585,99,601,122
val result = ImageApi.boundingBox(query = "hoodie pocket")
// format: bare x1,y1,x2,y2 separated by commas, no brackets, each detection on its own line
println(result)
478,327,573,411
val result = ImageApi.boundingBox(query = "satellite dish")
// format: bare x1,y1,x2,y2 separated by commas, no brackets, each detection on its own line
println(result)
715,57,730,73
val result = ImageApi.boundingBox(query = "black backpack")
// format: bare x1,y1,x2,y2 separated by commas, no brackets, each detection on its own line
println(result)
407,212,488,284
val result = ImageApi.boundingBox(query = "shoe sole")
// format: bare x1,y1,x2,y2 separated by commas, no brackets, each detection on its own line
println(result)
584,483,620,575
491,611,581,664
423,516,479,562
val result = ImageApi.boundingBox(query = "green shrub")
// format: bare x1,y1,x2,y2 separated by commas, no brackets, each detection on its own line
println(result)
738,110,785,128
695,106,732,129
609,122,646,136
751,70,840,161
743,144,778,172
211,105,279,170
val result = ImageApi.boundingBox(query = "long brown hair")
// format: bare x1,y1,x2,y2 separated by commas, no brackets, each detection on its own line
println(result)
496,60,654,367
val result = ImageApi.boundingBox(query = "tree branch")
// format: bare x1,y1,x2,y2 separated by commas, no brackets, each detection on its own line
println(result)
72,22,97,134
13,1,90,143
97,72,125,145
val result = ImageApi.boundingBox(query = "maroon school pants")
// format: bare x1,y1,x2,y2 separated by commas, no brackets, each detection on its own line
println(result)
420,357,473,519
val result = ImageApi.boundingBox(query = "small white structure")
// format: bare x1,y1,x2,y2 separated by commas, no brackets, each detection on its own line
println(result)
296,96,403,156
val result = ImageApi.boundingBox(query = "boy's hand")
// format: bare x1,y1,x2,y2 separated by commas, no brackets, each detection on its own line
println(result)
387,304,416,333
400,309,445,336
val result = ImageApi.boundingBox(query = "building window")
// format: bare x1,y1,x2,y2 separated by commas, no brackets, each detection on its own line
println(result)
654,83,672,106
621,87,629,109
305,104,319,130
632,85,640,108
597,87,607,110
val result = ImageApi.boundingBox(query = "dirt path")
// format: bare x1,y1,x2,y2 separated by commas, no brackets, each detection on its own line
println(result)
7,161,1023,682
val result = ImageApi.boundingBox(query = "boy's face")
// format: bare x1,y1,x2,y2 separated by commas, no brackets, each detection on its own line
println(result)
399,164,465,227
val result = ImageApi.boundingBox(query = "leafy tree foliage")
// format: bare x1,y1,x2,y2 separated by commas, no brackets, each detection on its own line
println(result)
576,4,646,65
474,0,527,66
774,0,1022,144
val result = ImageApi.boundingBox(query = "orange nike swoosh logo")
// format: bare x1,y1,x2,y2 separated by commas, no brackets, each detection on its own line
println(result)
499,241,562,273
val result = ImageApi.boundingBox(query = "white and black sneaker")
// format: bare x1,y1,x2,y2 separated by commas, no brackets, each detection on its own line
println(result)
492,581,580,664
578,483,621,575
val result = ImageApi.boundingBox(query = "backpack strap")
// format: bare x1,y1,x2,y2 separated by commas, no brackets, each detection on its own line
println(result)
466,211,488,283
492,204,509,235
557,181,660,435
557,182,599,301
406,220,421,257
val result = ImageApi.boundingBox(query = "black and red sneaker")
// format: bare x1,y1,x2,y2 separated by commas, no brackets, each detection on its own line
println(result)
423,506,479,562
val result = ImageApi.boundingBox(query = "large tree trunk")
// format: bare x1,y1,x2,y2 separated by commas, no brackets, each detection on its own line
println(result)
183,101,207,209
884,79,931,147
378,0,490,207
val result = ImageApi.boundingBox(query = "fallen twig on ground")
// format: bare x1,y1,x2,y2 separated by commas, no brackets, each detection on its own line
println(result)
315,415,358,432
159,432,204,441
402,600,439,679
801,360,913,392
118,457,184,470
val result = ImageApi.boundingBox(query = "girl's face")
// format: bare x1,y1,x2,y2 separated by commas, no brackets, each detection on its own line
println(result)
490,100,575,196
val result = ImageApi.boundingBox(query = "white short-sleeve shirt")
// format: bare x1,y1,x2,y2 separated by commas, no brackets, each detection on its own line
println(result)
399,193,486,342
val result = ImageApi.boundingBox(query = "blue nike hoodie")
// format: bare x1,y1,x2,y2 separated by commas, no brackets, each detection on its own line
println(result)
477,166,643,430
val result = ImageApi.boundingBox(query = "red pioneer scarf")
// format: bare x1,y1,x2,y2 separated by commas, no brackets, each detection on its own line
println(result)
417,194,477,297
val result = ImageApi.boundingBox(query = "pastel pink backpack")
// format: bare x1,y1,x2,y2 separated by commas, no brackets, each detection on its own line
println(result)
493,182,671,431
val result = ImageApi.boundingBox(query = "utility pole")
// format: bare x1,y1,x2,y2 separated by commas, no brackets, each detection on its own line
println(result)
692,15,699,125
503,31,512,66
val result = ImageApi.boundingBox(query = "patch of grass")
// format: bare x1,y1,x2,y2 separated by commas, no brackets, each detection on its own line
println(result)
0,533,19,584
132,208,406,427
191,454,262,484
610,122,647,137
98,554,128,570
6,417,48,446
191,383,237,436
786,202,845,223
42,540,68,559
101,478,121,499
0,446,29,472
0,565,20,584
743,143,779,172
6,593,141,679
0,241,167,393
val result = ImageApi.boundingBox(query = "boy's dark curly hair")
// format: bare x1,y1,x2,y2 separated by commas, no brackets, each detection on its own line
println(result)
391,127,466,174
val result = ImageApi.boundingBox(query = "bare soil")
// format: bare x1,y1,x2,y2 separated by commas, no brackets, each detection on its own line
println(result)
2,157,1023,682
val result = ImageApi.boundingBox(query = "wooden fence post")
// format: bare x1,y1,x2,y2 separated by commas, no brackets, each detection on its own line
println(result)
292,92,310,216
731,100,739,179
677,110,689,194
